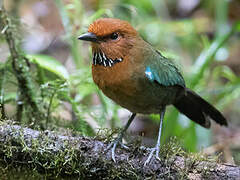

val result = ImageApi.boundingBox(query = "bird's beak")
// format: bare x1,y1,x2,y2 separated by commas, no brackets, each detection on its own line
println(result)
78,32,98,42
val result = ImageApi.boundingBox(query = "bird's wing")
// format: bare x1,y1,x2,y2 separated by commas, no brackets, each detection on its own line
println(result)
145,51,185,87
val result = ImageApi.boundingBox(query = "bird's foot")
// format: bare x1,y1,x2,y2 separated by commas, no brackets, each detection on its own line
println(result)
144,144,161,166
106,134,129,162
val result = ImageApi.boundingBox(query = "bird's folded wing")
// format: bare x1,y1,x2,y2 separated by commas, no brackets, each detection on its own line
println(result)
145,52,185,87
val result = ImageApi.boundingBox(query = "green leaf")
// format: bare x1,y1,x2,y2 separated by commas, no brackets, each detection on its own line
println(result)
236,21,240,32
27,54,69,80
3,93,16,103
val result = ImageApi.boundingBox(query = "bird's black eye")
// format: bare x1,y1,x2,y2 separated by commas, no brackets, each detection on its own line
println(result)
110,33,119,40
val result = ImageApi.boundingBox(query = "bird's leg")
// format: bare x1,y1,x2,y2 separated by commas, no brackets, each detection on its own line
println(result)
107,113,136,162
144,106,166,166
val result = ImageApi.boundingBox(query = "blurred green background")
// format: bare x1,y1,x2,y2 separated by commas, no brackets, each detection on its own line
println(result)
1,0,240,165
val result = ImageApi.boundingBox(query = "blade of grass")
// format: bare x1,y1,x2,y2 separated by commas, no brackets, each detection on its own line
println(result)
190,23,237,89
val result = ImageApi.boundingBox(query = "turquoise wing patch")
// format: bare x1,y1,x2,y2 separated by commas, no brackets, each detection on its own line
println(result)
145,66,155,82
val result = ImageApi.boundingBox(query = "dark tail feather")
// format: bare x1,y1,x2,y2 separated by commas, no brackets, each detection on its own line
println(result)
174,88,227,128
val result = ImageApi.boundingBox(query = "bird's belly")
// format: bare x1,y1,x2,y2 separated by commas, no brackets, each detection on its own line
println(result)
100,80,179,114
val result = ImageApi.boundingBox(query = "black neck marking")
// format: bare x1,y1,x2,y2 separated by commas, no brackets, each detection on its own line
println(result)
93,51,123,67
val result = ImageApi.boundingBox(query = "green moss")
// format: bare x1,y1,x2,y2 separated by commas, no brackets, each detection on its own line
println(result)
0,125,221,179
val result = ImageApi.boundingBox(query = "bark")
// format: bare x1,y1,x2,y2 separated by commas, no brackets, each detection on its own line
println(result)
0,124,239,179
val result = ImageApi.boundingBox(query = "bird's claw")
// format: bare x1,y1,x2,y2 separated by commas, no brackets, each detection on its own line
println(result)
144,146,161,166
106,135,129,162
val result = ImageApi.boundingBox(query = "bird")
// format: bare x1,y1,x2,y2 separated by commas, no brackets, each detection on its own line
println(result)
78,18,228,166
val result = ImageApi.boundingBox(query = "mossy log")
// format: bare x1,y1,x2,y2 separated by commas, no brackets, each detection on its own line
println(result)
0,124,239,179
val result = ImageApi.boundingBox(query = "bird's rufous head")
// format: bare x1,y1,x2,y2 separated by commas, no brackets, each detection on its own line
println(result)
78,18,139,67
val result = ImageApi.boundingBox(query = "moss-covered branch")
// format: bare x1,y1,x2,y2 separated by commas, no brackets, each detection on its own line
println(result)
0,123,239,179
0,7,44,125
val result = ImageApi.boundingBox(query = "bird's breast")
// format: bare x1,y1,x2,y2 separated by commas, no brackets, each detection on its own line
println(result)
92,59,138,99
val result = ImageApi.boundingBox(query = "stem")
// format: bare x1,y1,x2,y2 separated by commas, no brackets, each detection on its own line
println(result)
46,90,56,127
16,89,23,122
0,67,6,119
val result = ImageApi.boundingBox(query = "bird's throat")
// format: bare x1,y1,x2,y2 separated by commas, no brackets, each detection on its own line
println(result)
92,51,123,67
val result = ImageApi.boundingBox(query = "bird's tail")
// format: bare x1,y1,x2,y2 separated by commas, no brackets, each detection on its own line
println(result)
173,88,227,128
